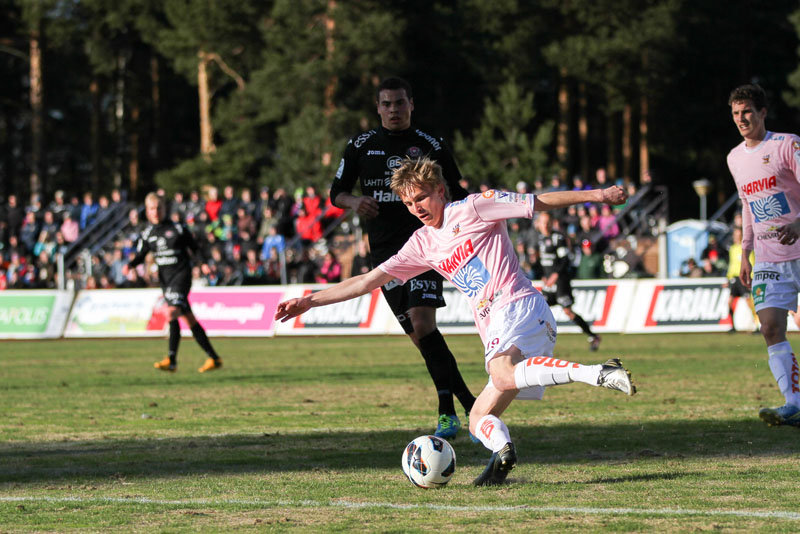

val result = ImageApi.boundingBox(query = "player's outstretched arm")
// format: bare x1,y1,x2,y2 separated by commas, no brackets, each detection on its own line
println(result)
534,185,627,211
275,267,396,322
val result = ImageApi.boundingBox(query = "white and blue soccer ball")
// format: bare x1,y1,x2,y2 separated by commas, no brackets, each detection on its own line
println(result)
401,435,456,488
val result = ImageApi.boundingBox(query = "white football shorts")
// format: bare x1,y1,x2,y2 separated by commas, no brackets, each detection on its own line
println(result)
751,259,800,312
483,294,557,401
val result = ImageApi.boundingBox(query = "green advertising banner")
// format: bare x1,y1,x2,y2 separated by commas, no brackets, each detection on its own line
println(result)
0,294,55,334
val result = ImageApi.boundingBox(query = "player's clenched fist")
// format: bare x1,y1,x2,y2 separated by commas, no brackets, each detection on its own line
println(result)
275,298,311,322
601,185,627,206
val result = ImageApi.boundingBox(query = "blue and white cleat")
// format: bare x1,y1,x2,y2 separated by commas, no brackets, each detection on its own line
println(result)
434,414,461,439
759,403,800,427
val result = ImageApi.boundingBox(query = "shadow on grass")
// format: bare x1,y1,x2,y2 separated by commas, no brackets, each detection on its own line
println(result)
1,418,798,485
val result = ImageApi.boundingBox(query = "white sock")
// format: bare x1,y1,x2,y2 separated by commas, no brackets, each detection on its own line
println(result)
474,415,512,453
514,356,601,388
767,341,800,406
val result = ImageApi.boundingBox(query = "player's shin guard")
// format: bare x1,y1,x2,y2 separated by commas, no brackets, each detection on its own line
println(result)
474,415,512,453
514,356,601,388
190,323,219,361
418,329,458,415
767,341,800,406
168,320,180,364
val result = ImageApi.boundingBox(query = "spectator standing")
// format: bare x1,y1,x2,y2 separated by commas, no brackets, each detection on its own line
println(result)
60,212,80,243
316,250,342,284
350,239,371,277
576,239,603,279
79,192,99,231
219,185,238,221
48,190,70,223
5,194,24,238
205,186,222,222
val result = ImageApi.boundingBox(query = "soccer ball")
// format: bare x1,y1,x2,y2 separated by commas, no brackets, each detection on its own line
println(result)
401,435,456,488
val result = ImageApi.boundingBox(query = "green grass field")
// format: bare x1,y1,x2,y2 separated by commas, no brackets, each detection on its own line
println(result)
1,332,800,533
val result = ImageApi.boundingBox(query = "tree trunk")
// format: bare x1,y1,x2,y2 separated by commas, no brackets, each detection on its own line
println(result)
150,54,161,169
113,53,126,190
198,50,216,160
90,77,102,193
321,0,337,168
578,82,588,181
29,23,44,198
556,67,569,180
606,114,617,180
129,105,140,197
622,103,632,183
639,94,649,183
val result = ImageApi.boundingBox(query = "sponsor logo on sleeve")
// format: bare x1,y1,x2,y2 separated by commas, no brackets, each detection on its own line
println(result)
482,190,495,199
335,158,345,179
494,192,525,204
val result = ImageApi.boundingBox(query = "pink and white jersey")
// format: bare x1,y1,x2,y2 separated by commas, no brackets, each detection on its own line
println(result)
727,131,800,263
378,190,541,342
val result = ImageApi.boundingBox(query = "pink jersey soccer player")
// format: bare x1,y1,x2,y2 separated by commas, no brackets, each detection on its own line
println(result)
728,83,800,427
275,157,636,486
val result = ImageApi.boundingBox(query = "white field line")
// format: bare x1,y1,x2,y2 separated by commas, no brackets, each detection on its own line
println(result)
1,496,799,521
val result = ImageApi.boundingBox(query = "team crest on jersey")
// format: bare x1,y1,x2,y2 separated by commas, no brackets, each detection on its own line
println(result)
762,154,771,165
452,223,460,236
451,256,490,298
749,192,790,222
406,146,422,158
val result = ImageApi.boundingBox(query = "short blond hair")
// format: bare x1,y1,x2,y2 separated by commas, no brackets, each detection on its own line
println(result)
144,192,162,207
390,156,450,201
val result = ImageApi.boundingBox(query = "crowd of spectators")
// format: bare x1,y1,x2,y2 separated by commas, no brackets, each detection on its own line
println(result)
0,168,655,291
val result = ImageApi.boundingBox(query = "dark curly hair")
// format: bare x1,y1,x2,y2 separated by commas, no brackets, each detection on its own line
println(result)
728,84,767,110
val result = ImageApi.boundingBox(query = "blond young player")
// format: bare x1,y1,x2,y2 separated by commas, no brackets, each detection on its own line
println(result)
728,84,800,426
276,157,635,486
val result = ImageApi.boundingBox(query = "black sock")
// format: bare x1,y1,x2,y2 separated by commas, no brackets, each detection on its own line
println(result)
728,307,737,330
419,329,474,416
168,320,180,365
190,323,219,360
572,313,594,336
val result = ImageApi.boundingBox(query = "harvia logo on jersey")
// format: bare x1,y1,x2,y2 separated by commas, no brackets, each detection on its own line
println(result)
749,192,790,222
451,256,490,298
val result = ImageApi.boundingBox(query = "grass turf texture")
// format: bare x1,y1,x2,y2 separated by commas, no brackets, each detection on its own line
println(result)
1,333,799,533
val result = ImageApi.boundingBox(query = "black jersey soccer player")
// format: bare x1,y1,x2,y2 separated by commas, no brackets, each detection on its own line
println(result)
535,211,602,351
329,77,475,438
125,193,222,373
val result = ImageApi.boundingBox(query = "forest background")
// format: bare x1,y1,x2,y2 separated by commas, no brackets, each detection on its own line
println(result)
2,0,800,220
